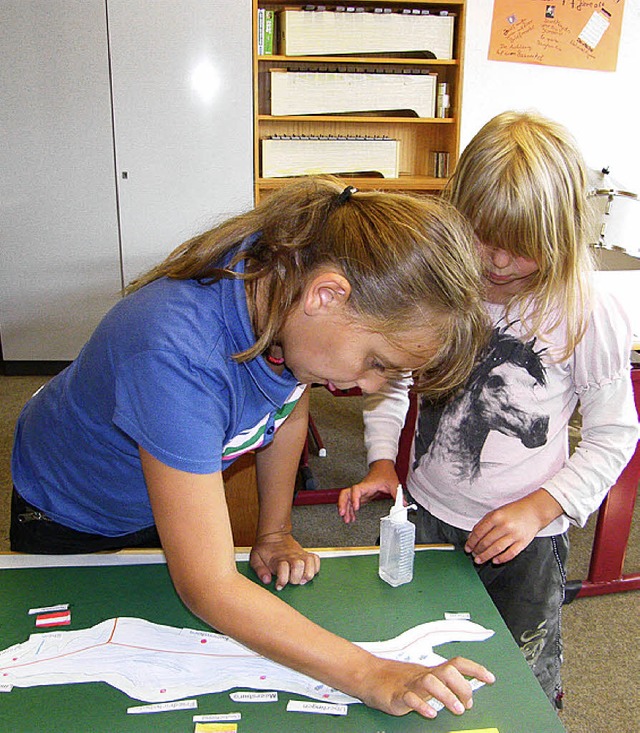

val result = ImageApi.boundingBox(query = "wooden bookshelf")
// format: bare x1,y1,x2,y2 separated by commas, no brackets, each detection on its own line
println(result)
253,0,466,202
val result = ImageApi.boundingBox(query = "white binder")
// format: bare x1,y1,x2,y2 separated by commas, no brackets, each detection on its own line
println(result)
278,11,455,59
270,70,436,118
261,137,399,178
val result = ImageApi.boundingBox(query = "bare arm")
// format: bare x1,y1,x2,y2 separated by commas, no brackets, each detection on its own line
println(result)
140,447,494,717
251,388,320,589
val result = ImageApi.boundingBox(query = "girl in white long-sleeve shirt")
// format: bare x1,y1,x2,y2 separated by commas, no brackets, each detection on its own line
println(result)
339,111,639,709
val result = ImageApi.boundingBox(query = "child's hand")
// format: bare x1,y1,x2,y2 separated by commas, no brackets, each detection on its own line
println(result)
361,655,495,718
465,489,564,564
337,460,400,523
250,531,320,591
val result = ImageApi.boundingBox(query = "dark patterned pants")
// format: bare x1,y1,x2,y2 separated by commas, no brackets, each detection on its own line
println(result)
10,488,161,554
412,503,568,709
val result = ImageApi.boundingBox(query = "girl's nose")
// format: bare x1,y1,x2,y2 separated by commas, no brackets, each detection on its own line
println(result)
358,373,388,395
488,247,512,269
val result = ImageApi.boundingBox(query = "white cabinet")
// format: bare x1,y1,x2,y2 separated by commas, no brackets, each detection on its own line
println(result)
0,0,122,363
108,0,254,284
0,0,253,364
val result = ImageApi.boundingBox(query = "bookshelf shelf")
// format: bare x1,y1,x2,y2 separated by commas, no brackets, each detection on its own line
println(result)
258,54,458,66
257,174,449,192
258,115,454,124
253,0,466,201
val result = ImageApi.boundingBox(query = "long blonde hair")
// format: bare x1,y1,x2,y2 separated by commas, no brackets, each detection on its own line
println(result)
445,110,594,359
129,177,488,396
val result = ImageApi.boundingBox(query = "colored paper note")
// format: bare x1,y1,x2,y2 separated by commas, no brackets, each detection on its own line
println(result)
489,0,626,71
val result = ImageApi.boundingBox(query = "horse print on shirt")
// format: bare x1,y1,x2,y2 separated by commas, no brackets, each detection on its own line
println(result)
413,324,548,481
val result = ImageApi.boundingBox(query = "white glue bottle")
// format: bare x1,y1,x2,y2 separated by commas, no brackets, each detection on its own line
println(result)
378,485,417,587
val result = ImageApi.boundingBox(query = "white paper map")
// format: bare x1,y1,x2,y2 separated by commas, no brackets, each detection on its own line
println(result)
0,617,493,703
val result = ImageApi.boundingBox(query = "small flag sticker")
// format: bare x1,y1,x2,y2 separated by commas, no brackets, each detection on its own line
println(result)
35,610,71,628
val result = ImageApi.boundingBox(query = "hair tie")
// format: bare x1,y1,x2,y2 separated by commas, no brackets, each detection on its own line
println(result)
265,345,285,365
336,185,358,204
265,353,285,365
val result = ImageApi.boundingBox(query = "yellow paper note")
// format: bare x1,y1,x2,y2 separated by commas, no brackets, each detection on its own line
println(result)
194,723,238,733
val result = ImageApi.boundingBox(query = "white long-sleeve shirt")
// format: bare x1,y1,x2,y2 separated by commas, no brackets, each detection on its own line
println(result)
364,285,639,536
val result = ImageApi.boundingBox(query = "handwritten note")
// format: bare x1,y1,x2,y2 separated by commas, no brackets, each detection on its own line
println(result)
489,0,626,72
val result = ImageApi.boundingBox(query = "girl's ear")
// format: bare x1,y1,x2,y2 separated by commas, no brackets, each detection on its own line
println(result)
303,271,351,316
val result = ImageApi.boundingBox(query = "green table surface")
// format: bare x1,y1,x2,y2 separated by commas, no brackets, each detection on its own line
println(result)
0,549,565,732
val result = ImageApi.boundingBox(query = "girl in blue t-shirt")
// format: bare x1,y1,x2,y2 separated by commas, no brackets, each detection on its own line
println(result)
11,176,494,719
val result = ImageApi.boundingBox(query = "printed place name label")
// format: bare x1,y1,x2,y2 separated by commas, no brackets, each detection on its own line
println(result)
193,713,242,722
286,700,348,716
28,603,69,615
229,691,278,703
127,699,198,714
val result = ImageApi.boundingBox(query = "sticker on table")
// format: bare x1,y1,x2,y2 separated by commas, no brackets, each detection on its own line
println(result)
229,690,277,702
194,723,238,733
127,699,198,714
286,700,348,716
35,610,71,628
444,612,471,621
28,603,69,616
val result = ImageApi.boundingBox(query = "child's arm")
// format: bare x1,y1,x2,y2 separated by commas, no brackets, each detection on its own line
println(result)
464,489,564,565
338,460,400,523
467,293,638,565
540,375,638,526
540,288,638,526
465,370,637,565
251,388,320,590
465,376,637,566
141,447,494,717
338,379,411,523
364,378,412,464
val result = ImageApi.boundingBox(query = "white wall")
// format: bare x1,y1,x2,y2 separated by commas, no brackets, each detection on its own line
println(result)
461,1,640,195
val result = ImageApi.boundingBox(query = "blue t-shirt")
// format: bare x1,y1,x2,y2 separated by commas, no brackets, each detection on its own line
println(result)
12,244,303,536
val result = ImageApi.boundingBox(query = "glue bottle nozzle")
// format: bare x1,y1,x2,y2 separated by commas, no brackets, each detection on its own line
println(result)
389,485,415,523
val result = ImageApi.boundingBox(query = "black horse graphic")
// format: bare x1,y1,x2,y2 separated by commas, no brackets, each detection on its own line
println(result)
413,325,549,481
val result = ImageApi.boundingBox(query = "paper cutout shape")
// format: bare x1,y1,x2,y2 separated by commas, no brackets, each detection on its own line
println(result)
0,617,493,703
